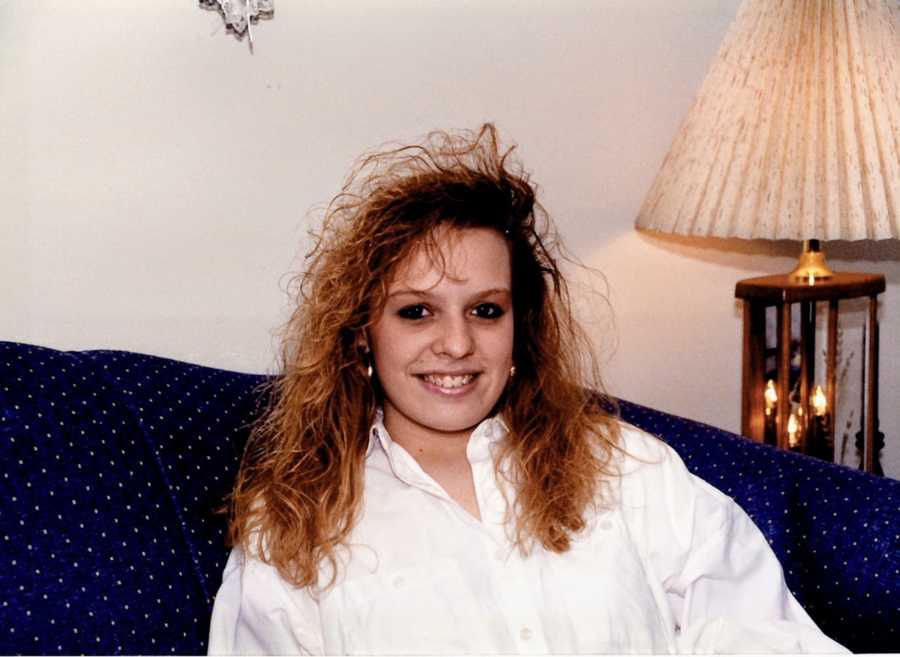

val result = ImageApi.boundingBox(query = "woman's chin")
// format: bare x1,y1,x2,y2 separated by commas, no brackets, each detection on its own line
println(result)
385,401,493,439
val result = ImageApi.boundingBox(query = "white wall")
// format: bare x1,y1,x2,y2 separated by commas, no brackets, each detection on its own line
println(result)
2,0,897,478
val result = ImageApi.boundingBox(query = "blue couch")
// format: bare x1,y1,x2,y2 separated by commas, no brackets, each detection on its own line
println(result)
0,341,897,654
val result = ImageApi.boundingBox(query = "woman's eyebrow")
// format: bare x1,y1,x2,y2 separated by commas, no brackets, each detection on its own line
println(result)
474,287,512,298
385,289,430,300
386,287,511,299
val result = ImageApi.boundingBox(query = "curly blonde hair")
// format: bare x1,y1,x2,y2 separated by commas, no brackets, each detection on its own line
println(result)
227,123,619,588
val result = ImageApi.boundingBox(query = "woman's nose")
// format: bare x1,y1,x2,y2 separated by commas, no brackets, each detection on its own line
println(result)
433,316,475,358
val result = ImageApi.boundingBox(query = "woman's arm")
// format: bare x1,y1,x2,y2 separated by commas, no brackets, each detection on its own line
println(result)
208,547,324,655
668,476,847,652
618,425,847,653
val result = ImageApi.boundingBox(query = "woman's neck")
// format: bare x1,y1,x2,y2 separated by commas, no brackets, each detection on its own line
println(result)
383,412,475,463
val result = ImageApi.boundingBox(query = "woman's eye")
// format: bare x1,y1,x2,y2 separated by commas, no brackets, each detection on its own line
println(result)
472,303,505,319
397,304,430,320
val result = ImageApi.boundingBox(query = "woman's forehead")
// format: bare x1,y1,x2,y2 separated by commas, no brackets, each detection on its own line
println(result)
387,227,511,291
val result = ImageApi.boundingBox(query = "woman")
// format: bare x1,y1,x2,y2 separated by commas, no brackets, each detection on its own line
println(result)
208,125,845,654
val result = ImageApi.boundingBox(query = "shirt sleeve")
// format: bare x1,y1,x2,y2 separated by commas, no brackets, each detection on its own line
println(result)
669,476,848,653
208,546,324,655
617,426,848,654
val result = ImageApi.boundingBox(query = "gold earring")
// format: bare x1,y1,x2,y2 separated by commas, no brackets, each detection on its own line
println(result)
365,350,374,379
360,347,373,379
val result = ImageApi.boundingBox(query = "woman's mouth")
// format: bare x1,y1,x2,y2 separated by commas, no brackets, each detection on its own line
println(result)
419,373,477,392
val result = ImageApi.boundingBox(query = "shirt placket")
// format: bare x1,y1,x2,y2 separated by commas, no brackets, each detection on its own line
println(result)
377,417,551,654
470,453,550,654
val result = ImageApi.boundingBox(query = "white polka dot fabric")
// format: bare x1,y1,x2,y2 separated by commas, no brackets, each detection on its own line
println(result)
0,342,266,654
1,341,896,653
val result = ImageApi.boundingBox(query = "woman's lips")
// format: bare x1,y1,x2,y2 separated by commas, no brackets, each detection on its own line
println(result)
423,373,474,388
417,373,479,396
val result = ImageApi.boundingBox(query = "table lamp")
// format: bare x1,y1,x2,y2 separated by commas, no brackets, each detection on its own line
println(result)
634,0,898,471
636,0,899,272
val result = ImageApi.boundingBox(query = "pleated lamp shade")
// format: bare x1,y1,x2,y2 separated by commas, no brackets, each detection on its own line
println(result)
636,0,900,242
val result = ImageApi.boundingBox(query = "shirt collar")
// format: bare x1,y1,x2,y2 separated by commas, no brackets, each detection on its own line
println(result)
366,408,508,459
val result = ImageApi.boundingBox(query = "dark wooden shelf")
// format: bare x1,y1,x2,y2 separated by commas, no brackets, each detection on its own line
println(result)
736,271,884,473
735,272,885,303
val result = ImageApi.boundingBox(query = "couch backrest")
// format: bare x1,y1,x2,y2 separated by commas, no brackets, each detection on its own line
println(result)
0,342,265,654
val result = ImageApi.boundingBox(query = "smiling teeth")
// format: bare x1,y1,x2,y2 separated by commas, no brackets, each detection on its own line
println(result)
423,374,475,389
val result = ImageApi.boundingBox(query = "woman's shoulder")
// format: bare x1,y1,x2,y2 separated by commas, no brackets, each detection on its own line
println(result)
604,418,746,541
609,419,677,468
606,419,733,507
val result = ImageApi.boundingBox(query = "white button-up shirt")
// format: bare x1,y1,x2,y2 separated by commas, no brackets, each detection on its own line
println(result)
208,416,847,654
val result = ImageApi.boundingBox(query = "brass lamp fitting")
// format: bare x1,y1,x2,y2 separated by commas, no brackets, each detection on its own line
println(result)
788,239,834,281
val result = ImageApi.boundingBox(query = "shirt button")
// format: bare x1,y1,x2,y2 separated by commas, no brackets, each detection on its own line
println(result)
392,576,404,589
520,627,532,641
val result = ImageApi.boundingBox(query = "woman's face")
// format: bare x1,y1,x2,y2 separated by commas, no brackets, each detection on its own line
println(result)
368,227,514,445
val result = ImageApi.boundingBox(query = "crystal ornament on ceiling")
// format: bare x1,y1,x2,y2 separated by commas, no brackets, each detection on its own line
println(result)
201,0,273,46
